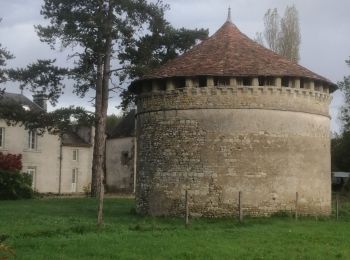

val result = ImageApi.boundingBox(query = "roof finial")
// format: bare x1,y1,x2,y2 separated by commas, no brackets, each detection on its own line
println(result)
227,6,232,22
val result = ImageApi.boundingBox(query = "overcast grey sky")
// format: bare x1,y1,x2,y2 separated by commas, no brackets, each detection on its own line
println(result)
0,0,349,132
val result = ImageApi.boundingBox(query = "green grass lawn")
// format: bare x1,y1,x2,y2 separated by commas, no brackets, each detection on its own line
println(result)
1,197,350,260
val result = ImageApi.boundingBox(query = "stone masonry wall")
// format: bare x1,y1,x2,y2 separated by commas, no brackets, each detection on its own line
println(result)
135,86,332,217
138,86,330,117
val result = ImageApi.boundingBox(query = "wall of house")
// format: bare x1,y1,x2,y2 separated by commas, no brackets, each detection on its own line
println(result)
106,137,134,193
74,126,94,144
0,120,93,194
60,146,93,194
0,120,61,193
135,85,332,217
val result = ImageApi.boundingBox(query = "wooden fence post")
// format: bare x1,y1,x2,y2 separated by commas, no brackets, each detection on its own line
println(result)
239,191,243,222
185,190,189,227
336,193,339,221
295,192,298,220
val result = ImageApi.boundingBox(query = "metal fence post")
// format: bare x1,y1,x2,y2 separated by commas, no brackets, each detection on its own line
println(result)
295,192,299,220
185,190,189,227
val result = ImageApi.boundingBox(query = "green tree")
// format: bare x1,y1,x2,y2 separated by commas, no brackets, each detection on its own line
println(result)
332,132,350,172
106,114,122,136
0,18,14,86
339,58,350,131
0,102,94,135
11,0,207,225
331,57,350,172
8,59,68,104
278,5,301,63
263,8,280,53
119,21,208,110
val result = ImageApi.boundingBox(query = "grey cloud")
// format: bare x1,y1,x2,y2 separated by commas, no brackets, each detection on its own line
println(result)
0,0,349,129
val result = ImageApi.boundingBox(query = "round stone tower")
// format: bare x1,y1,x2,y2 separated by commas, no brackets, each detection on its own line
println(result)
129,15,336,217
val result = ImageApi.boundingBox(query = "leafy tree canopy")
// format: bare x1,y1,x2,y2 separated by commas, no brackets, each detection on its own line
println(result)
339,58,350,131
8,60,67,105
6,1,208,109
0,18,14,87
106,114,122,136
0,99,94,135
255,5,301,63
331,57,350,172
332,132,350,172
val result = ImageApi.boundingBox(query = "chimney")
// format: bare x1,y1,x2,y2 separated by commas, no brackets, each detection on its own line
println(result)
33,92,48,111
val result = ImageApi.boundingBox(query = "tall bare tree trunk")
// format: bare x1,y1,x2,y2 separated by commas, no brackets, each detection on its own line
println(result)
97,0,113,226
91,55,104,197
91,0,105,198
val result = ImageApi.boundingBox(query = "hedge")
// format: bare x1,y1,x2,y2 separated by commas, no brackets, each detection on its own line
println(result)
0,170,33,200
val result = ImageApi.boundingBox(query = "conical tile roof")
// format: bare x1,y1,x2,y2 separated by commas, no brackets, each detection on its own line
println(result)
132,20,336,90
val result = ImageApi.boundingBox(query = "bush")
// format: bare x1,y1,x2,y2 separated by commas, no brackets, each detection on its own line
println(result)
83,183,91,197
0,152,22,171
0,169,33,200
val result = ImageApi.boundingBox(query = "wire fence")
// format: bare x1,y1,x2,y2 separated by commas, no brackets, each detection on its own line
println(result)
183,190,350,226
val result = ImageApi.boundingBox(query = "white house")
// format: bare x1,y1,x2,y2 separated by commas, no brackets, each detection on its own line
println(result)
106,110,135,193
0,92,93,194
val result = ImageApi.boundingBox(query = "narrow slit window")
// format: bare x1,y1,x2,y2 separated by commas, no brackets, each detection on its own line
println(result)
258,77,265,86
282,77,289,87
214,77,219,87
198,76,207,87
236,78,243,86
121,151,129,166
265,77,275,86
143,82,152,93
315,82,322,92
243,78,251,86
159,80,166,91
174,78,186,89
0,127,4,148
217,77,230,86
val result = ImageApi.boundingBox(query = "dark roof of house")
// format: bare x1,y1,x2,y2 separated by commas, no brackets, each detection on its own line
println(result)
0,92,43,112
1,92,92,147
131,20,336,91
109,110,135,139
61,132,92,147
333,172,350,178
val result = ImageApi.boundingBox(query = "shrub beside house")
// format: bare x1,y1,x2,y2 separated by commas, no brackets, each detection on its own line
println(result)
0,152,33,199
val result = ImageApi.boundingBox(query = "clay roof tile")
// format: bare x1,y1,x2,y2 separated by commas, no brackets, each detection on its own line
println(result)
131,20,336,91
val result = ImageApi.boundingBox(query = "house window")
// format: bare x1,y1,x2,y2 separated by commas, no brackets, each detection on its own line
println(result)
27,167,36,189
28,130,37,150
0,127,4,148
121,151,129,166
73,149,79,161
71,168,78,192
